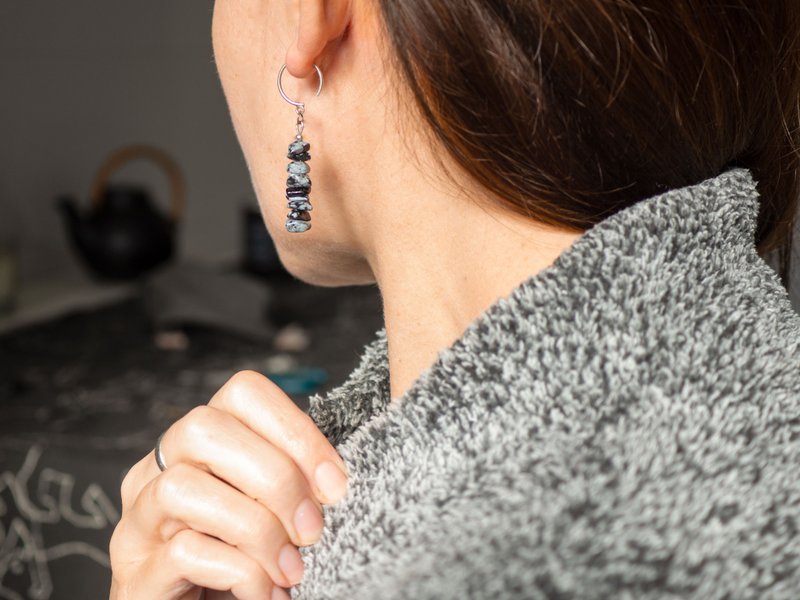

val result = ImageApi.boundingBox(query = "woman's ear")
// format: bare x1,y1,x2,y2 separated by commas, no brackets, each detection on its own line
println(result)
285,0,352,78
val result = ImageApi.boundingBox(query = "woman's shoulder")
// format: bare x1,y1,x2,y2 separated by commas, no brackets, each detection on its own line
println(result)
333,266,800,598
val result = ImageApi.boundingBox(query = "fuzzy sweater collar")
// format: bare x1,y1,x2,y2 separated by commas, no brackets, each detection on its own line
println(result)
294,166,800,599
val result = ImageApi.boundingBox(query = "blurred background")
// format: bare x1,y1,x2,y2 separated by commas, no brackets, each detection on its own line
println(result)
2,2,244,283
2,2,799,600
0,3,382,599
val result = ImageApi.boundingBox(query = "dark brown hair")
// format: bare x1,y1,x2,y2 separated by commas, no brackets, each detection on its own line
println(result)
376,1,800,288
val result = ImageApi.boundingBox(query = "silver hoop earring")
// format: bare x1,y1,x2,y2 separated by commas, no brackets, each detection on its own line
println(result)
277,63,323,233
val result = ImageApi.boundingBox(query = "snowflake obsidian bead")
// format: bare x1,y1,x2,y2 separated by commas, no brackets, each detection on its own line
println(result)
287,161,309,175
288,199,312,212
287,173,310,188
288,139,311,161
285,138,313,233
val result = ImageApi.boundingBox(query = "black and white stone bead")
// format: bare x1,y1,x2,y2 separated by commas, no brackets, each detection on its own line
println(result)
285,139,312,233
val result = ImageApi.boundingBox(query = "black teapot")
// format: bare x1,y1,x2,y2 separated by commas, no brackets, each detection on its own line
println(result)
58,144,186,280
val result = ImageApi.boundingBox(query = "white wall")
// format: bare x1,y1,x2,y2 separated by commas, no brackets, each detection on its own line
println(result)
0,0,254,283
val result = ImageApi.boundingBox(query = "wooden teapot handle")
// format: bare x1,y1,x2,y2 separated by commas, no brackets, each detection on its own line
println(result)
89,143,186,222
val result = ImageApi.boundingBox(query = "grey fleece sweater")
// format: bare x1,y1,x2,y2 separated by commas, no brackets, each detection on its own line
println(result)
292,167,800,599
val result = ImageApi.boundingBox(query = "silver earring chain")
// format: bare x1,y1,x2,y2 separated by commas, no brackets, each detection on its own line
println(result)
295,106,305,140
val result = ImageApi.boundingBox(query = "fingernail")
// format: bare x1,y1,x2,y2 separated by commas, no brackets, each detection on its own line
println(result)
272,586,291,600
278,543,305,585
315,461,349,504
293,497,324,544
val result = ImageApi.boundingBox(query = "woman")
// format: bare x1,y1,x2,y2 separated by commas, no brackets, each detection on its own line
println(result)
109,1,800,598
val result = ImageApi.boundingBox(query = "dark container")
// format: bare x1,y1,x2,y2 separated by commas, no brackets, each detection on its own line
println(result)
242,206,288,278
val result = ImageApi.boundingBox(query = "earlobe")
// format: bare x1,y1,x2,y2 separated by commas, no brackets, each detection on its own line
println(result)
285,0,352,79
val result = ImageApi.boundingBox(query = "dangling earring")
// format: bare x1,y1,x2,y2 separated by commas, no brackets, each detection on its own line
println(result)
277,63,323,233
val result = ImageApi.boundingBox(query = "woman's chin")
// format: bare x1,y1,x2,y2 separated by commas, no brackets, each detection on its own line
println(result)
274,242,374,288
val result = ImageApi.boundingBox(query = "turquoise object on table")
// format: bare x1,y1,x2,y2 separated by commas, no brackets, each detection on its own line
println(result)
266,366,328,395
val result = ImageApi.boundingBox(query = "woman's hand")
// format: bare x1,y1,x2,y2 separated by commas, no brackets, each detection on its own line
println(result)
109,370,349,600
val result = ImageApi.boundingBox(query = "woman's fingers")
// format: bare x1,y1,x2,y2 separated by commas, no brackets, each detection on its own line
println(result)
169,404,327,548
127,462,303,589
122,370,349,517
124,403,325,549
209,370,350,505
145,528,284,600
112,369,341,600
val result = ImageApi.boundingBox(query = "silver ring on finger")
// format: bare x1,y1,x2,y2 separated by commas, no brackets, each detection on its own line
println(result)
154,430,169,472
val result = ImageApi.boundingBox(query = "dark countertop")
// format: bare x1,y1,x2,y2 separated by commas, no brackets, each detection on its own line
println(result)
0,276,384,450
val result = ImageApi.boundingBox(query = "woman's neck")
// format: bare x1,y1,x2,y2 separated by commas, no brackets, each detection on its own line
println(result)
365,177,585,405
